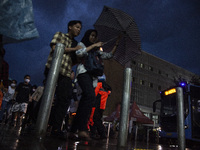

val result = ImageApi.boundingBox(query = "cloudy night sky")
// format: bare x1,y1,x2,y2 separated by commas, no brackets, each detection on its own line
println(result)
2,0,200,86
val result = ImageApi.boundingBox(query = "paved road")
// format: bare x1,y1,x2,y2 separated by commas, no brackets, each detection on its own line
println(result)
0,124,199,150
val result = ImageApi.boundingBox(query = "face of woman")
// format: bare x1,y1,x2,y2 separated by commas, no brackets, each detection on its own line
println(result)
89,31,97,43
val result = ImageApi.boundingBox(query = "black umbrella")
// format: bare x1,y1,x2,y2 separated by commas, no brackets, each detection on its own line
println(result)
94,6,141,65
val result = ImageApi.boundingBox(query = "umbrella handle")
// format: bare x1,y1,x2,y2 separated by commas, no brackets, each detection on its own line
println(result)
102,36,118,46
102,32,124,46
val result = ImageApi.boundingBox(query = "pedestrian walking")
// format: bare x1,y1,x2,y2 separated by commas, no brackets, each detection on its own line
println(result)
11,75,32,127
0,79,17,124
89,75,112,139
44,20,82,138
69,29,120,140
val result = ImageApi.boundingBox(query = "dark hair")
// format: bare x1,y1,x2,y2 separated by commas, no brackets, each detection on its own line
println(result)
81,29,98,47
12,79,17,84
32,84,37,88
68,20,82,32
0,48,5,57
24,74,30,79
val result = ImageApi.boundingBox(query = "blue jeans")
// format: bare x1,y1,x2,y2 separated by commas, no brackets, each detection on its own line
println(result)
0,100,11,121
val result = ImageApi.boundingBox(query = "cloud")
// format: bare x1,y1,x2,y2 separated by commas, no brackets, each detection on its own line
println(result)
4,0,200,85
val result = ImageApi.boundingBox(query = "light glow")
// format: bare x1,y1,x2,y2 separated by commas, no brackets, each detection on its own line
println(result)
164,88,176,95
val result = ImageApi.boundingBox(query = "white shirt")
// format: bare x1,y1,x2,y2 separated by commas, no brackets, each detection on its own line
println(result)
3,86,15,102
75,42,113,87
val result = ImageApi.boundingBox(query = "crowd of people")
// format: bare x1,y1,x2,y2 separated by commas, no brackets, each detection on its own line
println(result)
0,75,44,127
0,20,122,141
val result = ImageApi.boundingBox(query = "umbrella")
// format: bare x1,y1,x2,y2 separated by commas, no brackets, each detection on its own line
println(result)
0,0,39,44
94,6,141,65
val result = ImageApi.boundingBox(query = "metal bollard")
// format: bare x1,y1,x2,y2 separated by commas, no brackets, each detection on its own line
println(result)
118,68,132,147
176,87,185,150
35,43,65,138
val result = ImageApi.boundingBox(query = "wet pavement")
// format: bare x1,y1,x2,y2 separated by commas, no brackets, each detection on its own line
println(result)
0,123,199,150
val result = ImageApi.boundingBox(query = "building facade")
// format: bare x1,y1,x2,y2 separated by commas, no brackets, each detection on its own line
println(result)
103,50,199,125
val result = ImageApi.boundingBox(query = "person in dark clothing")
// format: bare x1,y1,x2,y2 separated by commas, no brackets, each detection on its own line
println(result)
0,48,9,89
69,29,120,140
44,20,82,137
11,75,32,127
22,84,38,127
64,70,79,131
89,76,112,139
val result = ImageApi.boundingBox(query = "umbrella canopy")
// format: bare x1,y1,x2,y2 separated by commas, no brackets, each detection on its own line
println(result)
0,0,39,44
94,6,141,65
130,101,154,124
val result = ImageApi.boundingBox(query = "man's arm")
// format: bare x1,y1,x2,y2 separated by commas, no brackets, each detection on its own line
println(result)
51,45,82,53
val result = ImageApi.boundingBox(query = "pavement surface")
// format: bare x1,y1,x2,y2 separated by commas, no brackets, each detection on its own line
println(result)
0,123,199,150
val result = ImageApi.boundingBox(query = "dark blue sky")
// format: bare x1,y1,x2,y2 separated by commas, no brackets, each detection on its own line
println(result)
4,0,200,86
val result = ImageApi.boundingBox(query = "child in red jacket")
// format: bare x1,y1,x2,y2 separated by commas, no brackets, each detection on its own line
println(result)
88,78,112,139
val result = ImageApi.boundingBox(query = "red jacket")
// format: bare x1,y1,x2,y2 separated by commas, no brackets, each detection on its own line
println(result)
88,82,111,128
95,82,111,110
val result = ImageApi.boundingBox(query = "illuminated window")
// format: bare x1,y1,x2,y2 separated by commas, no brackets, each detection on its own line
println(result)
140,63,144,68
152,114,158,124
140,79,145,85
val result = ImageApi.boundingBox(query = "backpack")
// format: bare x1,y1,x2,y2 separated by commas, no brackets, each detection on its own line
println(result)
84,51,104,77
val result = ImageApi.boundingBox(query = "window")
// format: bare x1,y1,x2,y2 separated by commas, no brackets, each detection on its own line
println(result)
144,112,150,118
132,60,136,65
140,79,145,85
149,82,153,88
140,63,144,68
149,66,153,71
152,114,159,124
158,70,161,74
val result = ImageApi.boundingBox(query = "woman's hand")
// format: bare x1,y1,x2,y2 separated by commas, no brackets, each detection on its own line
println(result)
94,42,103,48
85,42,103,52
115,34,122,45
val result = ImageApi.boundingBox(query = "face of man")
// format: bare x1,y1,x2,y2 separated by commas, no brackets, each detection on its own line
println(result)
24,76,31,84
69,23,82,37
11,80,17,88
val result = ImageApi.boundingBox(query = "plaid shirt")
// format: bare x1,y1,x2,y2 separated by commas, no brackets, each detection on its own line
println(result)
0,60,9,88
45,32,77,77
